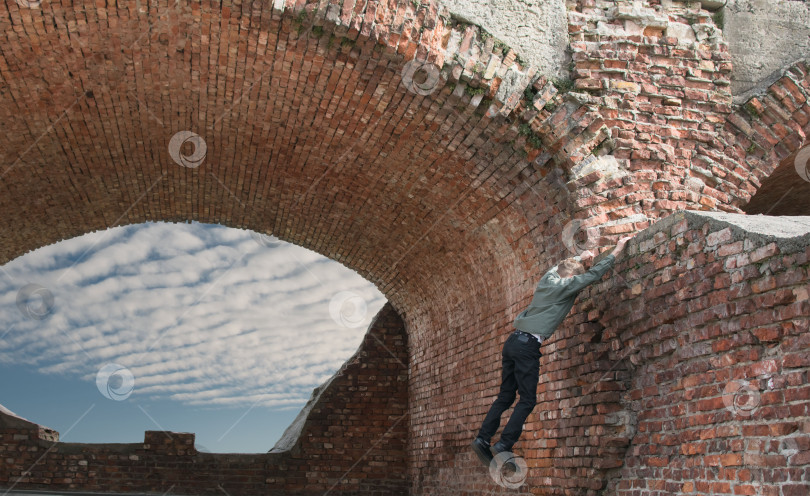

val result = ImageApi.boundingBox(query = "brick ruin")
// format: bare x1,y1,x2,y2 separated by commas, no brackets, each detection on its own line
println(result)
2,305,409,494
1,0,809,495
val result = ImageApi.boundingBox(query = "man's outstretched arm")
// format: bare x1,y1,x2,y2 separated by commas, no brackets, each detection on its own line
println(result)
562,235,633,295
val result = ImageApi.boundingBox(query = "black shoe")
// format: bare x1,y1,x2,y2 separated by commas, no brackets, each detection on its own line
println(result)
492,441,517,472
492,441,509,454
471,437,493,467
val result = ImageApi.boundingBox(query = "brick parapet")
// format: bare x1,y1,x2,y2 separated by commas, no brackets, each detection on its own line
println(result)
603,212,810,496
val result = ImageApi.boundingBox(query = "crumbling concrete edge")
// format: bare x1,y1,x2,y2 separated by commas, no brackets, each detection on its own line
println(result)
631,210,810,255
268,371,339,453
0,403,59,443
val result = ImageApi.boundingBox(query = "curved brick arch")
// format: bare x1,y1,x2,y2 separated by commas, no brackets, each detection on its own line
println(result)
718,61,810,215
0,0,589,491
0,0,630,370
0,1,515,315
0,0,612,299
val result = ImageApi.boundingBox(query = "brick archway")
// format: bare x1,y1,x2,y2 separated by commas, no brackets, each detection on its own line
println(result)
719,61,810,216
0,0,534,328
0,0,587,491
3,1,810,496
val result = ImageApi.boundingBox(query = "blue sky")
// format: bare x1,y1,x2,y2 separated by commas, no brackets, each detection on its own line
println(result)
0,222,386,453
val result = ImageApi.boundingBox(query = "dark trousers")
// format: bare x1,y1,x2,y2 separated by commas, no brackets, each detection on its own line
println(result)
476,331,542,451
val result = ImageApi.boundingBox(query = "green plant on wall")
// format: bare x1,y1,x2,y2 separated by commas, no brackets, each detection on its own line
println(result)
524,84,538,102
493,39,508,56
744,101,760,119
552,77,575,94
527,134,543,149
294,9,308,35
519,123,543,149
465,85,487,97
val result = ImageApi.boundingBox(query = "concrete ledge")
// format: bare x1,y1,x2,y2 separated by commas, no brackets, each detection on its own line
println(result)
639,210,810,255
691,211,810,239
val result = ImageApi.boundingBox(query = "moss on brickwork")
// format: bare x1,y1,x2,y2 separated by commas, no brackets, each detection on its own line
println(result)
519,123,543,149
744,101,760,119
524,84,539,102
464,85,486,97
552,77,575,94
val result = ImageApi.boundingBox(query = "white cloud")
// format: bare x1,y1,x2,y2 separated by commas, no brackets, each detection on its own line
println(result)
0,222,387,410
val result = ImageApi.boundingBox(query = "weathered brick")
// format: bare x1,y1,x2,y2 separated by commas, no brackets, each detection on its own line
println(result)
750,242,780,263
707,227,733,246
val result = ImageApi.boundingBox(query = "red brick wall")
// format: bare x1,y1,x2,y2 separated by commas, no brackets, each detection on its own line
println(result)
0,304,408,495
5,210,807,496
1,1,809,495
607,212,810,496
411,210,810,495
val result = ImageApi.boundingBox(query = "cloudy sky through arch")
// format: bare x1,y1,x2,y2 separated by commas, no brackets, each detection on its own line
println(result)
0,222,386,453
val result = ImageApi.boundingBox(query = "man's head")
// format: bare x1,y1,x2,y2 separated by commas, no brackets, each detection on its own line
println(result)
557,257,586,278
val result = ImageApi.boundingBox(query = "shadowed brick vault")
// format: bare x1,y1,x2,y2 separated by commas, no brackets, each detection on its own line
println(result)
1,0,810,495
